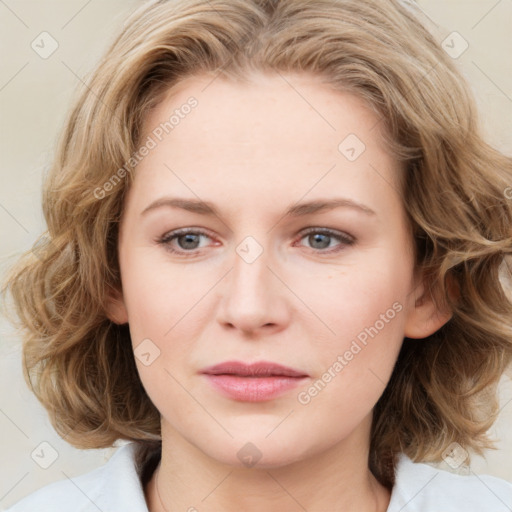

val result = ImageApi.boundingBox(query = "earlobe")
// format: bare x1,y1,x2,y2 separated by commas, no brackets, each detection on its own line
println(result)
104,285,129,325
403,276,454,339
404,303,452,339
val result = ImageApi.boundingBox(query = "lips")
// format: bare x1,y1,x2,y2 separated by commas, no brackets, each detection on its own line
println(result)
200,360,309,378
200,361,310,402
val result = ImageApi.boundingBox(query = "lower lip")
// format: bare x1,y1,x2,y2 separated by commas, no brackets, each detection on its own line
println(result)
203,374,308,402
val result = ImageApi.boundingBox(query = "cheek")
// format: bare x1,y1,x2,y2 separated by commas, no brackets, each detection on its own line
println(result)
119,246,205,337
293,253,409,394
118,249,219,404
121,235,411,352
292,248,409,337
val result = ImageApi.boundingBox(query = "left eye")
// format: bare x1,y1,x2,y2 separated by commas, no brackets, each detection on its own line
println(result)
296,228,355,253
157,227,355,256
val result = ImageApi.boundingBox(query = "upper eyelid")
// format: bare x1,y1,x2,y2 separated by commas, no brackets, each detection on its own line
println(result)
160,226,351,236
160,227,213,240
300,226,354,241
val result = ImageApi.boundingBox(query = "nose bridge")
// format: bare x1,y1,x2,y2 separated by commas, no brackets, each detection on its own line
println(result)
219,234,286,332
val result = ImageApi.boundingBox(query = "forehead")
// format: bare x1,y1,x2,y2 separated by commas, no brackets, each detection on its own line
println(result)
129,72,403,217
142,71,386,158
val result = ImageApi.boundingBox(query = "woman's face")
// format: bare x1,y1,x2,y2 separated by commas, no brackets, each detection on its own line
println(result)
110,72,448,468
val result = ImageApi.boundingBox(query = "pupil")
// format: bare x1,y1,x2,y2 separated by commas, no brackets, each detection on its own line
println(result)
180,234,199,249
310,233,329,249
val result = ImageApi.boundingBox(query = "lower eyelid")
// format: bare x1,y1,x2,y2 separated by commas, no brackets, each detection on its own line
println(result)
296,233,354,252
158,228,355,254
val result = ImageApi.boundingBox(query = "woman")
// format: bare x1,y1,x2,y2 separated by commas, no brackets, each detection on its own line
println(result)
3,0,512,510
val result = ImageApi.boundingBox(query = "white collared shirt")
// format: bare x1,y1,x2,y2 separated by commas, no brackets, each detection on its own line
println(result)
6,442,512,511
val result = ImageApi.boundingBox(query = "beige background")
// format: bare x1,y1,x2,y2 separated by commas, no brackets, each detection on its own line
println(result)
0,0,511,509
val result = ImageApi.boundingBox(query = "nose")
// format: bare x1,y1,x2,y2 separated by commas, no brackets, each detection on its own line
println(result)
217,238,289,336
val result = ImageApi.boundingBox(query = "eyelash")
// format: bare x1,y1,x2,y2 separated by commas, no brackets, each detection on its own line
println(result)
156,227,355,258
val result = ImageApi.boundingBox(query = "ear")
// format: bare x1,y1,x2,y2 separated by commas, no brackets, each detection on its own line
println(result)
404,272,456,339
104,285,129,325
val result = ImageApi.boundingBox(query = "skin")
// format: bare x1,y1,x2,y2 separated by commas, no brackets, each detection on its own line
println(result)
107,71,451,512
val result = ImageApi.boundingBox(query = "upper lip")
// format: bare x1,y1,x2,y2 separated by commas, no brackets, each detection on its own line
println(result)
200,360,309,378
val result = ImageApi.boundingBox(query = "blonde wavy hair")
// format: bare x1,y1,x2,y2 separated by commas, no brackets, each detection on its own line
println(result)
2,0,512,489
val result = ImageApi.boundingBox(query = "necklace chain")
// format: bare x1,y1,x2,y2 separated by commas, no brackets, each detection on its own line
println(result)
154,465,169,512
153,463,384,512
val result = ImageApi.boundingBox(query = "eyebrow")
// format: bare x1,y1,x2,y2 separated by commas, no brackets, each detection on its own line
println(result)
141,196,376,218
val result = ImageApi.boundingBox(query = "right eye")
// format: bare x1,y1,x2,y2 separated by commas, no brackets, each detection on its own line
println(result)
157,228,215,257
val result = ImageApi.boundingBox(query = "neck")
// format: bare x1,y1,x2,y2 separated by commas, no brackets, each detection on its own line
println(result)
145,416,391,512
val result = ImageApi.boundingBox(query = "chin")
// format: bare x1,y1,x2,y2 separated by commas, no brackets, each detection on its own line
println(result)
201,436,310,470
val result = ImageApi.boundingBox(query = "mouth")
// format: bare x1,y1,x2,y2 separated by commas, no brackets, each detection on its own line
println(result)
200,360,309,402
